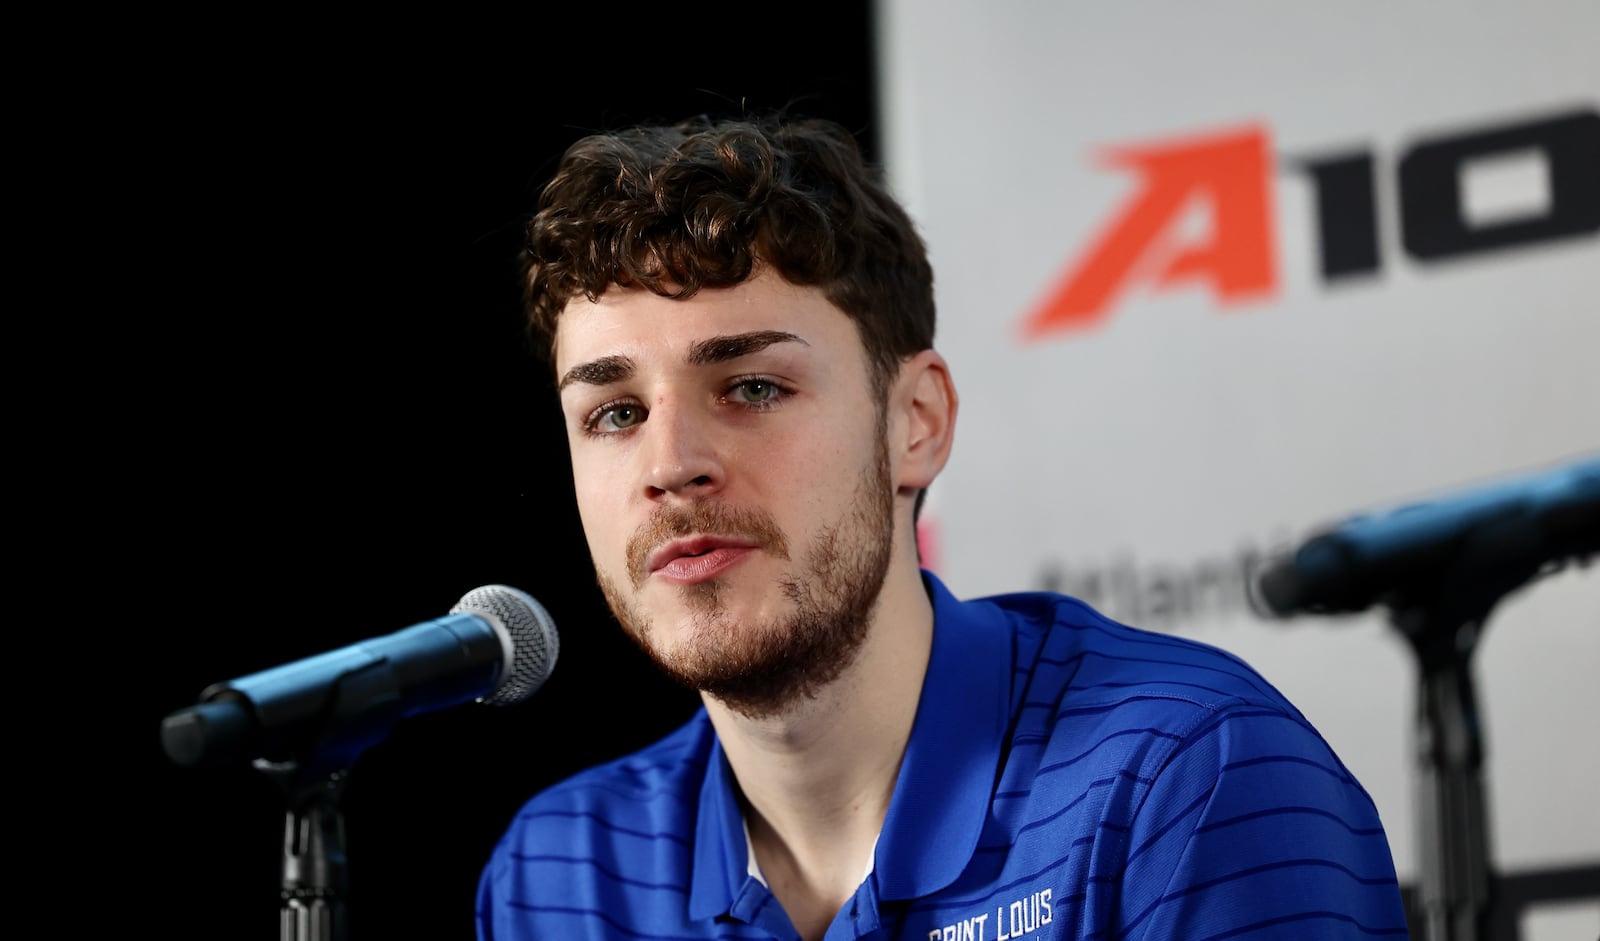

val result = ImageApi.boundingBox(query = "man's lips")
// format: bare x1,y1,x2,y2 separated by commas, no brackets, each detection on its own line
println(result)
647,536,763,583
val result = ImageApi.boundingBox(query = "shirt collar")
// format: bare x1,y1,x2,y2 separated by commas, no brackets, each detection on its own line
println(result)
873,569,1010,899
689,737,746,920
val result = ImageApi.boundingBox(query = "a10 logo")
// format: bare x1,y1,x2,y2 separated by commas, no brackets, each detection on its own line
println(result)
1021,105,1599,339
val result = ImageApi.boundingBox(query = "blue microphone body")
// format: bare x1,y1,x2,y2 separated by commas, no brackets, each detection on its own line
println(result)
1256,456,1600,617
161,585,557,770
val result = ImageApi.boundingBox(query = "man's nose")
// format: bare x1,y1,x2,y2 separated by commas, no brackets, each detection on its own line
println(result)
640,401,722,500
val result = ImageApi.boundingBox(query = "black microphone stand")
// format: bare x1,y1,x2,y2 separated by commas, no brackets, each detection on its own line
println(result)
1389,600,1493,941
1381,511,1577,941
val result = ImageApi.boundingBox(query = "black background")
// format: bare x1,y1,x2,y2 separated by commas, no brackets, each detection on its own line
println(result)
89,8,879,939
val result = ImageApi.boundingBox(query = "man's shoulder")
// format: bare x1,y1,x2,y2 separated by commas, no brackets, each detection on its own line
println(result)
974,586,1307,719
971,588,1388,836
476,710,718,931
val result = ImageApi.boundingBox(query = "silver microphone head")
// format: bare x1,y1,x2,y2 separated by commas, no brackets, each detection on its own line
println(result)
451,584,559,706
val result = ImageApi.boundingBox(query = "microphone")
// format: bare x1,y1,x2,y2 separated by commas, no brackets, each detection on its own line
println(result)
161,584,559,769
1252,455,1600,619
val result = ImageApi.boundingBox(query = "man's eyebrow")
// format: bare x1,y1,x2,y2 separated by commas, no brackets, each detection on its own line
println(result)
687,330,809,366
558,332,807,391
558,354,634,392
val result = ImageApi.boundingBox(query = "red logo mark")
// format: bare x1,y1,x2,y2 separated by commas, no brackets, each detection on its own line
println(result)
1020,124,1279,339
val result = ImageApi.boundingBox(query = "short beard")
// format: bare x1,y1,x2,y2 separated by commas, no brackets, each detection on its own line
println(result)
595,433,895,720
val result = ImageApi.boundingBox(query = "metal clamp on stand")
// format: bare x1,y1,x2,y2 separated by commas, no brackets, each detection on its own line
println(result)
263,762,353,941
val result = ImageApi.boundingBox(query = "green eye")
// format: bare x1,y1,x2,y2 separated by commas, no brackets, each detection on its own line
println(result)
738,380,776,402
604,405,644,429
725,377,790,409
587,401,646,434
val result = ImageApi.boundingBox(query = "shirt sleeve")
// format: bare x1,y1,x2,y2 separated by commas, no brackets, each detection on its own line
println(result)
475,835,510,941
1114,702,1411,940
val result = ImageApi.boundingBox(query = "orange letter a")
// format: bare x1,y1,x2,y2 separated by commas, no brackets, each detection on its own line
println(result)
1020,124,1277,340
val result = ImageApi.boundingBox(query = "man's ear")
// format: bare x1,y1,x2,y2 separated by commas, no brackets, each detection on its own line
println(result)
892,350,958,491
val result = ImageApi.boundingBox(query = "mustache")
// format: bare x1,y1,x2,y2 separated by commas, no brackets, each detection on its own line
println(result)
626,502,791,586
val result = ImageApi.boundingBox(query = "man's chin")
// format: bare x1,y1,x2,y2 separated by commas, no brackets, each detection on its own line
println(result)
646,582,789,634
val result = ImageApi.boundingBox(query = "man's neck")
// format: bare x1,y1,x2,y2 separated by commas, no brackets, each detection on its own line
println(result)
702,562,935,941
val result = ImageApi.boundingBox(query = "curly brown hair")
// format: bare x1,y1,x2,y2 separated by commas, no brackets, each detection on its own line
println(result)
521,112,936,399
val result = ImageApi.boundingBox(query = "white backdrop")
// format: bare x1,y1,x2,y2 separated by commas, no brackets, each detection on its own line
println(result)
876,0,1598,930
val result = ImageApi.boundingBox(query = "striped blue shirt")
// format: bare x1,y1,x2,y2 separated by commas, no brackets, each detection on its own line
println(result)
476,571,1408,940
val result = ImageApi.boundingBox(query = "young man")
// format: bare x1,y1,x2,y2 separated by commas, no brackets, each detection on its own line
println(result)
476,113,1408,941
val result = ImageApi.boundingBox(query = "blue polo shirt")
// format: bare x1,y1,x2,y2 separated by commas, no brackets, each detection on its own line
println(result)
476,571,1407,940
